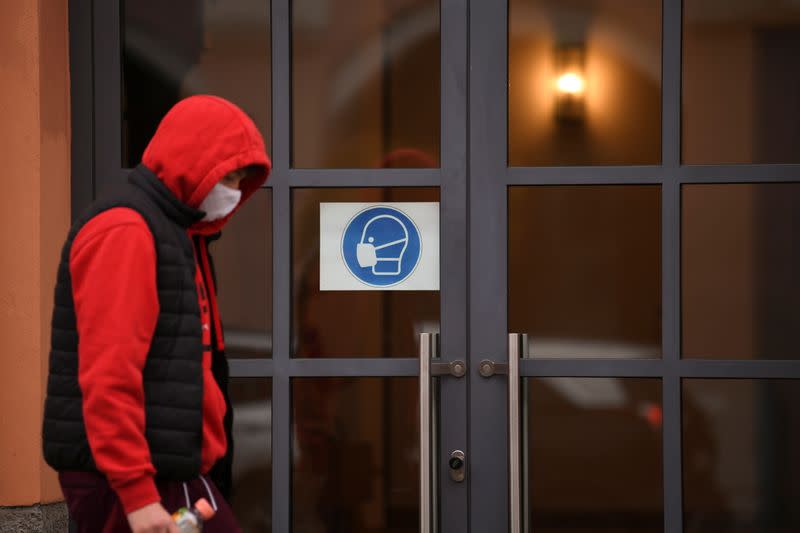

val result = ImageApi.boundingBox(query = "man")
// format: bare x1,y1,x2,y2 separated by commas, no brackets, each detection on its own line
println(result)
42,95,271,532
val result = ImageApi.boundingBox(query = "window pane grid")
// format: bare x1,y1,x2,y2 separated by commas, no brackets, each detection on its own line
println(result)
92,1,800,532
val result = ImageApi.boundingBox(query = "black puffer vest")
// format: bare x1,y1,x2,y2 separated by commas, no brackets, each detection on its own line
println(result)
43,164,227,483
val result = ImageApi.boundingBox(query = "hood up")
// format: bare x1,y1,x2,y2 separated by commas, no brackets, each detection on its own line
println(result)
141,95,271,235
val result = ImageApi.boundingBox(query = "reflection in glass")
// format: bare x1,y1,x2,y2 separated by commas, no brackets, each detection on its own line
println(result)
683,380,800,532
292,188,440,358
122,0,271,167
526,378,663,532
293,378,418,532
292,0,440,168
509,0,662,166
230,378,271,532
682,184,800,359
509,186,662,359
683,0,800,164
213,189,272,358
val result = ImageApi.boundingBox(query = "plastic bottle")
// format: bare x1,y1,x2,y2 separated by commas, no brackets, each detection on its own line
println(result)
172,497,215,532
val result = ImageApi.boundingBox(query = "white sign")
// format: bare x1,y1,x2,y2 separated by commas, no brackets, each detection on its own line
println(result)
320,202,440,291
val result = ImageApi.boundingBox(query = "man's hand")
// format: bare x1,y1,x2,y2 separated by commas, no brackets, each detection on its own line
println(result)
127,503,180,533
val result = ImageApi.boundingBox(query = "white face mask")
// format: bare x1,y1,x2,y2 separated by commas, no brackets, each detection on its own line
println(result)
199,183,242,221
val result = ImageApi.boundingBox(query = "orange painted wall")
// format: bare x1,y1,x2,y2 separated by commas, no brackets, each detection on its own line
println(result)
0,0,70,505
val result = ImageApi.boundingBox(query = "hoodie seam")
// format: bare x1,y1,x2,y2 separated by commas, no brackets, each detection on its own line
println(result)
194,95,253,154
195,116,246,187
199,95,254,149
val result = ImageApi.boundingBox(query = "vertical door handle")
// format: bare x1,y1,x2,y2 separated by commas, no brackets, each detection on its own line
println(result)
508,333,529,533
420,332,436,533
420,332,465,533
479,334,529,532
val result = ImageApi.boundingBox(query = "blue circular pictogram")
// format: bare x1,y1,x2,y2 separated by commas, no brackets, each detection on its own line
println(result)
341,206,422,287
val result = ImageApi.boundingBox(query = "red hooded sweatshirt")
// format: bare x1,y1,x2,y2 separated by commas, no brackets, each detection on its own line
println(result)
69,95,270,514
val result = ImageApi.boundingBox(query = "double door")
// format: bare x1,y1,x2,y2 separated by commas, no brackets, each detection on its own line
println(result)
77,0,800,531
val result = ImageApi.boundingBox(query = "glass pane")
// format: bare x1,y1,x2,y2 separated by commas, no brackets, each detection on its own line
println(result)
292,0,440,168
293,188,440,358
122,0,271,167
683,380,800,532
526,378,663,532
683,0,800,164
230,378,272,532
682,184,800,359
509,0,662,166
509,186,661,359
214,189,272,358
293,378,418,532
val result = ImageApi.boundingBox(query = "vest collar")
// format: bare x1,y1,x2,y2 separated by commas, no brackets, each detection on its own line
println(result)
129,164,205,228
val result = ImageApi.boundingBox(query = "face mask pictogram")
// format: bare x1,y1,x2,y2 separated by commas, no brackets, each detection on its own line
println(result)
324,203,436,291
355,215,410,276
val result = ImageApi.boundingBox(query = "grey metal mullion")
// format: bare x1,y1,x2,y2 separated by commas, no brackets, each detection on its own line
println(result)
470,0,509,530
499,164,797,187
287,358,418,376
270,177,291,533
663,373,683,533
439,0,470,529
677,167,800,182
93,0,122,191
662,0,684,530
519,359,665,378
518,357,800,380
662,176,683,533
507,166,662,183
270,372,290,532
70,0,95,216
679,360,800,378
662,180,680,364
288,168,441,187
229,358,274,377
270,0,291,529
662,0,682,169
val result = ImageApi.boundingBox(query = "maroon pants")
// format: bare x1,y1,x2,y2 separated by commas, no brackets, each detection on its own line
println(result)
59,471,241,533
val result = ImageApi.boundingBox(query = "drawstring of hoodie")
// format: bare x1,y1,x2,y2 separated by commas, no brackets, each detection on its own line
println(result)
199,475,219,511
181,476,219,511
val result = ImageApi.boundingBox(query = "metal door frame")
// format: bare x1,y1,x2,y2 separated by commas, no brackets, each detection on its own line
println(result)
70,0,468,531
468,0,800,532
70,0,800,531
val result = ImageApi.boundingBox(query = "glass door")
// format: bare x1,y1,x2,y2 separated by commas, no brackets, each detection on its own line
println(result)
77,0,800,531
469,0,673,529
271,0,469,529
468,0,800,532
88,0,469,531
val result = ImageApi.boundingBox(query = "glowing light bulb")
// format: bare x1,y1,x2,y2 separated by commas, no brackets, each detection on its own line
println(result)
556,72,585,95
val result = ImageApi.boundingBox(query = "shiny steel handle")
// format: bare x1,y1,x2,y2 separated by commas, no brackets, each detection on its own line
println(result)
420,333,466,532
420,332,437,533
509,333,529,533
420,333,464,532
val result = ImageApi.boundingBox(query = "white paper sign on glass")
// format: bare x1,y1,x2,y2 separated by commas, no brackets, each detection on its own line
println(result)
320,202,440,291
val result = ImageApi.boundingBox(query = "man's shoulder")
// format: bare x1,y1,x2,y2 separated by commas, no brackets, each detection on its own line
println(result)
72,207,153,251
82,207,149,233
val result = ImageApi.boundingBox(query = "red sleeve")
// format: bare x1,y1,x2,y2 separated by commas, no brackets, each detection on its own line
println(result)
70,207,161,514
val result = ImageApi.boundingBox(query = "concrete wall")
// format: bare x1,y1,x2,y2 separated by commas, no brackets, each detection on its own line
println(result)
0,0,71,509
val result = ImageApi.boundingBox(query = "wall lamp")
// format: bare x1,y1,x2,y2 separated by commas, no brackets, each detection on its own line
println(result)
554,44,586,122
